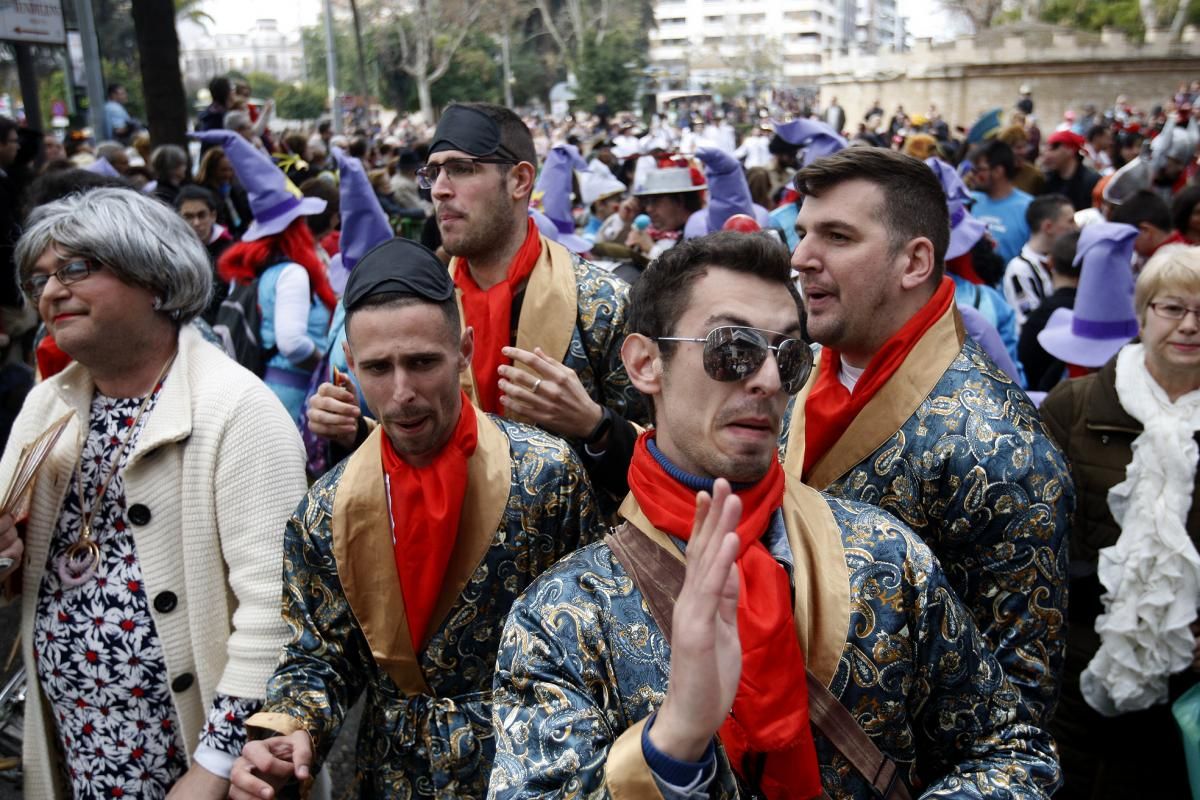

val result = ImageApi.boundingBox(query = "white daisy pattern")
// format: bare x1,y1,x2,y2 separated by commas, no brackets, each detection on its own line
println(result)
33,386,257,798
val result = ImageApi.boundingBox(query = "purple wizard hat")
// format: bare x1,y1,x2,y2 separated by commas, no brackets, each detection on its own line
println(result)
683,146,770,239
191,129,327,242
85,156,120,178
534,144,591,253
926,156,988,260
773,119,847,167
327,147,394,296
1038,222,1139,368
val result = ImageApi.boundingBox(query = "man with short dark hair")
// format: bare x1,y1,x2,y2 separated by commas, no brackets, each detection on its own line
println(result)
785,147,1073,726
176,185,234,324
228,239,602,799
971,139,1033,264
1005,193,1077,326
1110,188,1187,261
489,231,1062,799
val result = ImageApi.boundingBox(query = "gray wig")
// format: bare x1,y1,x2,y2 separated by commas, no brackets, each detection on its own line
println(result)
15,187,213,324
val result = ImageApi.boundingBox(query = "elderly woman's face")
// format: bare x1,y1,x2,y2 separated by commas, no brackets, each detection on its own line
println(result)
1142,287,1200,379
32,245,158,362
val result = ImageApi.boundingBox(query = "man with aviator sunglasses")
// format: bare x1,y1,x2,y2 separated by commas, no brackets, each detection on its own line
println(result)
489,231,1060,799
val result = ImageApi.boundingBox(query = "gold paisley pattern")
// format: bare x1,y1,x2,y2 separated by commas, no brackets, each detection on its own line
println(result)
564,257,650,429
782,338,1073,725
489,496,1061,799
260,418,603,798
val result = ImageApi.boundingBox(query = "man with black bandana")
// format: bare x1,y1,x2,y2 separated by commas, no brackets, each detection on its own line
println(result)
307,102,649,501
228,238,603,798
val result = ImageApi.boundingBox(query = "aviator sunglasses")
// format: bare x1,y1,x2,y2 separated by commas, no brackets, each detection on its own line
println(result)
657,326,814,394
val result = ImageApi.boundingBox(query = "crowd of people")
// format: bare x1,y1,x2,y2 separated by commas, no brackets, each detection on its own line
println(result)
0,70,1194,800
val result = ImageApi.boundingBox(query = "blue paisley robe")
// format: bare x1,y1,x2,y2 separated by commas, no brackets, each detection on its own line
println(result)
782,302,1073,725
246,413,604,798
488,487,1061,799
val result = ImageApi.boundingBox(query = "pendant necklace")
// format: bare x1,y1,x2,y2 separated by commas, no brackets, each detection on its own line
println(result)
57,355,175,588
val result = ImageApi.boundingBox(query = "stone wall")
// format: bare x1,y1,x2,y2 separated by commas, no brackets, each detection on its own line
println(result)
817,23,1200,131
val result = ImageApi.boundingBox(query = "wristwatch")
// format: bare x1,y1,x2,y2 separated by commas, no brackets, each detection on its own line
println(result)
585,406,614,445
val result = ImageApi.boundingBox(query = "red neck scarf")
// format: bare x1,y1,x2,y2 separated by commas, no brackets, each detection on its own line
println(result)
627,433,822,799
36,334,72,380
803,276,955,477
454,218,543,413
380,393,478,650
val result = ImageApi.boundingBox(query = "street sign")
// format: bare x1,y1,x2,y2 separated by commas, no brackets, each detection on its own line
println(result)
0,0,65,45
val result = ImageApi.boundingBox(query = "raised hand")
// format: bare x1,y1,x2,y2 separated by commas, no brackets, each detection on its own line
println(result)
647,480,743,761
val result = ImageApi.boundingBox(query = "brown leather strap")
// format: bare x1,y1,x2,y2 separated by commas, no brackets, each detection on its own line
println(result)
604,522,912,800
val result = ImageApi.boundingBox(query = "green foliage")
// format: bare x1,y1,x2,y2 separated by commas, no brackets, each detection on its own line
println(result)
1041,0,1146,37
243,71,285,101
430,30,502,107
275,83,327,119
510,41,559,107
574,30,642,113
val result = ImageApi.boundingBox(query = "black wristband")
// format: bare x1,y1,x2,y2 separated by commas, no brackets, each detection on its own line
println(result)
585,405,614,445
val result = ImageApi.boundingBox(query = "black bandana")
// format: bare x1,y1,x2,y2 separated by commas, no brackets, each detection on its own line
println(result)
428,105,522,161
343,238,453,310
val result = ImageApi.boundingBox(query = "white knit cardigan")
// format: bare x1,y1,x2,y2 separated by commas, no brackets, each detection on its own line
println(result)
0,325,308,798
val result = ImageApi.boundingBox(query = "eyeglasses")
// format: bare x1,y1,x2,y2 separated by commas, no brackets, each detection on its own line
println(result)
416,157,516,190
22,260,103,301
1149,301,1200,321
657,325,813,394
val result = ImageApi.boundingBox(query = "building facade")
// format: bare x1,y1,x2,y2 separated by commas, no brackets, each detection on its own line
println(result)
179,19,305,92
647,0,904,93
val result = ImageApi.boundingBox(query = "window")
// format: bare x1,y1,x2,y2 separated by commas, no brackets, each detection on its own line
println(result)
267,54,278,69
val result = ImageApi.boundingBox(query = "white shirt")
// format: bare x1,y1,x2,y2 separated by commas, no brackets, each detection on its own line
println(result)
838,359,866,392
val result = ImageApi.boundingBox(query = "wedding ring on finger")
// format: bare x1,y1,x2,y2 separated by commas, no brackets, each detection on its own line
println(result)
531,378,543,394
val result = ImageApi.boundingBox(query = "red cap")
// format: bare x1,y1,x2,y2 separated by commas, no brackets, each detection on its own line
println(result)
1047,130,1086,151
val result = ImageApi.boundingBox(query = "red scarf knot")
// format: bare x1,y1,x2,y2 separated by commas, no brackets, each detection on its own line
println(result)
454,218,543,414
627,432,822,799
803,276,956,477
380,392,478,650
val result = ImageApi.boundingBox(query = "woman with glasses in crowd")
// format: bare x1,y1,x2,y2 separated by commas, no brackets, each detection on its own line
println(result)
1042,246,1200,799
0,188,307,799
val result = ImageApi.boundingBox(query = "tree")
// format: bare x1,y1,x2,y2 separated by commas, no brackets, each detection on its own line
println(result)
276,84,327,120
131,0,189,146
574,30,642,112
391,0,485,122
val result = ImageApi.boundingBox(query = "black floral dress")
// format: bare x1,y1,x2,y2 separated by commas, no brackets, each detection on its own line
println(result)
33,387,259,798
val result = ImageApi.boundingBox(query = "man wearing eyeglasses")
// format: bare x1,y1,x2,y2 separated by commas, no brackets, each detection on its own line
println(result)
784,147,1074,728
309,102,647,503
488,231,1061,799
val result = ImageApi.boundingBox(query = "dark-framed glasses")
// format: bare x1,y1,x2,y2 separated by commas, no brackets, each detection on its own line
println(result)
22,260,103,301
416,157,516,190
657,325,814,394
1149,301,1200,321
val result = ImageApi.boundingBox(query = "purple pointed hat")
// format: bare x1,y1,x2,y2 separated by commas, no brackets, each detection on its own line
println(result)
326,146,394,294
682,146,769,239
535,144,591,253
1038,222,1139,367
926,156,988,259
86,156,120,178
191,129,327,242
773,119,847,167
